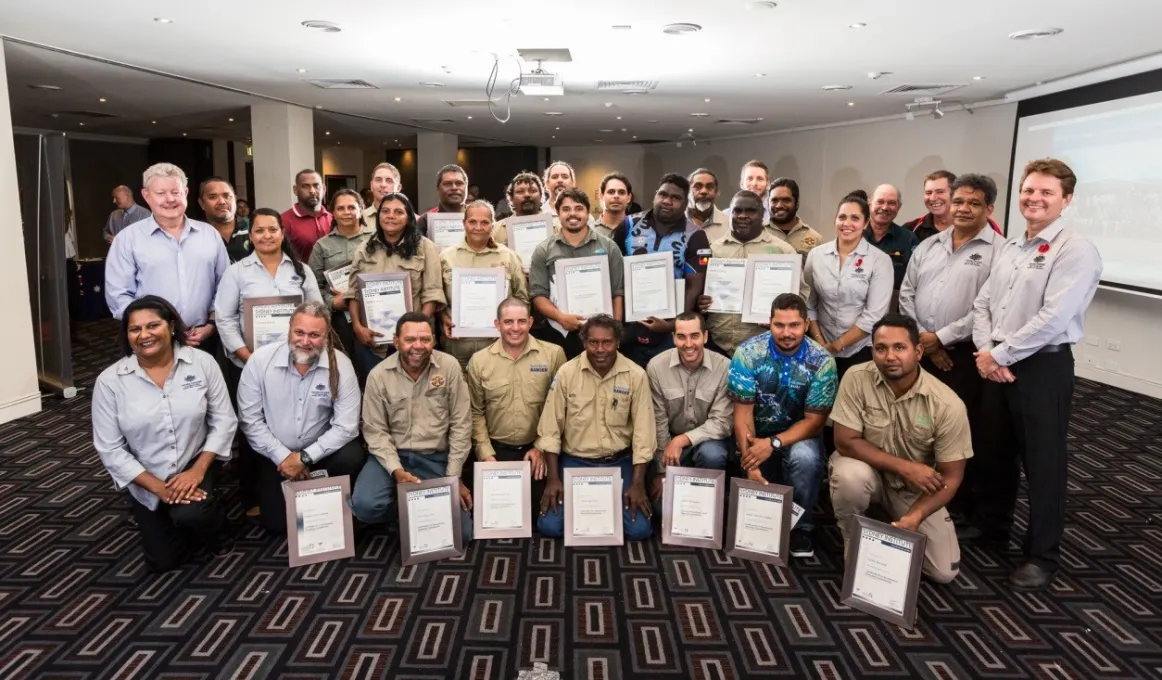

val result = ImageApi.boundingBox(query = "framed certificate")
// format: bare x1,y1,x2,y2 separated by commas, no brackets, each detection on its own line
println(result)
398,476,465,566
554,256,613,318
473,461,532,539
325,264,353,296
704,258,746,314
563,467,623,547
661,467,725,549
243,295,302,350
282,475,356,568
742,254,802,324
428,212,466,251
504,214,552,272
356,273,412,345
840,515,927,630
451,268,506,338
724,479,794,566
624,253,677,322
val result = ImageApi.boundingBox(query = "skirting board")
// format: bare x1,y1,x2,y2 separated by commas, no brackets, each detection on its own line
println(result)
0,392,42,425
1076,364,1162,400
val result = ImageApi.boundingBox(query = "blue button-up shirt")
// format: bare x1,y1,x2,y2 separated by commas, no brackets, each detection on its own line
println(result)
804,238,894,358
237,342,360,465
91,345,237,511
104,216,229,327
103,203,152,241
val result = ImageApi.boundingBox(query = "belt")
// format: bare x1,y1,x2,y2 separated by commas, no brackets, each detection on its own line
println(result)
1035,343,1071,355
571,449,630,464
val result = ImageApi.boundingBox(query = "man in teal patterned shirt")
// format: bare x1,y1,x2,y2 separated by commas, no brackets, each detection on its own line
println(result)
729,293,838,557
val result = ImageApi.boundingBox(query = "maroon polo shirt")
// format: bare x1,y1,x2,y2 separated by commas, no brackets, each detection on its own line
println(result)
280,204,334,260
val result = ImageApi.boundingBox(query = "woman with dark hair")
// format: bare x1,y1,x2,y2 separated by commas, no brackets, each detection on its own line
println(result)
308,189,372,366
803,193,894,379
91,295,237,572
347,192,445,375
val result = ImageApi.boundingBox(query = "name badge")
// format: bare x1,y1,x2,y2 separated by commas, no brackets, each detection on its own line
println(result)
530,364,549,373
612,386,630,396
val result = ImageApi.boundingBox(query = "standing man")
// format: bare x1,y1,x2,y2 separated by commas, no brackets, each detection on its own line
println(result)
543,161,578,213
612,173,699,367
729,294,837,557
685,191,798,356
491,171,557,246
595,172,634,239
740,160,770,197
535,315,655,541
899,173,1003,523
865,184,919,293
103,185,152,243
281,169,333,261
969,158,1102,590
198,177,250,262
236,301,365,535
416,164,468,234
350,313,474,539
105,163,228,352
466,298,567,522
829,314,971,584
646,312,732,513
528,189,625,359
688,169,729,243
903,171,956,242
765,178,823,259
364,162,401,228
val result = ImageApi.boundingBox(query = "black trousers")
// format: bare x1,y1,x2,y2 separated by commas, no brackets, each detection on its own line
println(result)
834,346,873,382
490,440,547,524
255,439,368,535
223,359,263,509
127,461,225,573
531,326,583,360
922,343,984,516
975,349,1074,569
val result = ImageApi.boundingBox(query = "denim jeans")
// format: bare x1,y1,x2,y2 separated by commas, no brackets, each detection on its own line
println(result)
757,438,823,532
537,454,652,541
652,437,732,517
350,451,473,541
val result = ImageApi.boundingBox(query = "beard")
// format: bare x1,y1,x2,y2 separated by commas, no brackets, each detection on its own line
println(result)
292,346,322,365
693,200,713,212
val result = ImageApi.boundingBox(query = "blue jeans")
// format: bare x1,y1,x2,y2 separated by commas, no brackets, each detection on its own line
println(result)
757,438,823,532
355,344,388,382
537,454,652,541
350,451,473,542
652,438,732,516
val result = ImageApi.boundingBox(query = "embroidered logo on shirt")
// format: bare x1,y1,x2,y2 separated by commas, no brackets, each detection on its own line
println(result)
965,253,984,267
181,374,204,389
430,375,446,388
530,364,549,373
612,386,630,396
803,236,817,246
696,248,711,267
915,413,933,428
594,249,607,255
1028,254,1047,270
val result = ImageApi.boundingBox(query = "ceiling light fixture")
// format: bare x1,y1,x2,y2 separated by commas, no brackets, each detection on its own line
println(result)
847,101,855,106
29,84,62,91
78,122,85,127
600,129,614,132
545,112,564,116
662,23,702,35
394,97,402,102
690,113,710,117
419,81,445,87
297,68,308,73
822,85,852,91
704,98,711,103
301,20,342,33
1008,28,1063,40
972,75,985,81
543,97,550,102
632,135,637,139
555,126,560,130
849,22,867,29
688,128,694,132
604,102,613,107
868,71,891,80
314,105,323,109
933,106,944,119
612,25,632,30
228,117,234,122
754,73,766,78
325,131,331,135
182,133,187,136
616,116,622,120
153,17,173,24
98,97,107,103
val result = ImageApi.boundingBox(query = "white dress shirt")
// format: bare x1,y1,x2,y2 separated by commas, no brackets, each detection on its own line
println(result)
804,238,894,358
973,219,1102,366
237,342,360,465
104,216,229,327
213,252,324,366
900,225,1004,346
91,345,237,511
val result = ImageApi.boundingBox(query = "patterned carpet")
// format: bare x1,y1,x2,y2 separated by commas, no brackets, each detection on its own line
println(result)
1,320,1161,679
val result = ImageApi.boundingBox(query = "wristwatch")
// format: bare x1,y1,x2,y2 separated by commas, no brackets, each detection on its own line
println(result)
299,451,314,466
769,436,783,451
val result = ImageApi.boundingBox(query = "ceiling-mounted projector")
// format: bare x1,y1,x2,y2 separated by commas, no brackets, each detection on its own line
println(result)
519,71,564,96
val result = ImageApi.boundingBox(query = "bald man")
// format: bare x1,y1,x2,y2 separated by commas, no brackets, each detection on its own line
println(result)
103,185,152,243
865,184,919,292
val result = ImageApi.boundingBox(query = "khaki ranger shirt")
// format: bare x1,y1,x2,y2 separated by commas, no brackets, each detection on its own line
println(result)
535,353,656,465
308,224,375,308
347,236,446,357
467,336,567,459
362,350,472,476
646,348,733,456
440,239,531,369
362,206,378,230
690,205,731,245
491,214,562,250
764,219,824,260
829,362,973,491
706,230,801,355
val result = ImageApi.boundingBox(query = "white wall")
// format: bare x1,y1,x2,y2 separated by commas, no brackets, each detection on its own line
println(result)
557,103,1162,398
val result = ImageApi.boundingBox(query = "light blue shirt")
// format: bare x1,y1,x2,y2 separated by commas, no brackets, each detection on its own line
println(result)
103,204,152,240
213,252,324,366
804,238,894,358
104,216,229,327
91,345,237,511
237,342,360,465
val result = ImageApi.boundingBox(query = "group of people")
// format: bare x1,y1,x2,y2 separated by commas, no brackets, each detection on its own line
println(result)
93,155,1101,593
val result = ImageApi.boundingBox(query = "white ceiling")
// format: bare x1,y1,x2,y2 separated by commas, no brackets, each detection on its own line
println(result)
2,0,1161,147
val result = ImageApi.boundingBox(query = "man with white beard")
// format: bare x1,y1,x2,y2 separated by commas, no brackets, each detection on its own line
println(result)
236,301,365,535
687,168,729,243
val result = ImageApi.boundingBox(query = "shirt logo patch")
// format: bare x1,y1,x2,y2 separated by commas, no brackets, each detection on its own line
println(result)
612,386,630,396
594,248,607,255
915,413,933,428
430,375,446,388
181,374,204,390
1028,254,1047,270
530,364,549,373
803,236,817,246
965,253,984,267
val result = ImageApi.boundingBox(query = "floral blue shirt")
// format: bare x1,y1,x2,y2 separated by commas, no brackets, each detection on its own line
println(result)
727,333,838,437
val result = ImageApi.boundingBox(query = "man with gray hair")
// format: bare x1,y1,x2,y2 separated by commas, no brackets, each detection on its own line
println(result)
865,184,919,292
105,162,229,352
103,185,151,243
237,301,364,535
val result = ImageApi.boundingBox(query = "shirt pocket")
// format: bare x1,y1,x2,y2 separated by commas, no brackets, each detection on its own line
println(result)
424,385,449,423
861,407,891,448
566,391,596,431
841,271,872,307
607,390,632,427
523,374,551,409
398,257,426,300
483,378,512,406
663,387,686,423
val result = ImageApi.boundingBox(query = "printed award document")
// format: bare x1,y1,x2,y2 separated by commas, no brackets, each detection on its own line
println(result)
626,255,673,321
429,214,466,250
325,264,353,296
246,297,300,349
361,278,409,344
506,215,552,271
561,261,609,317
704,258,746,314
670,474,719,539
452,269,505,338
570,476,617,536
406,486,456,555
294,485,345,557
851,529,914,615
743,257,799,324
481,468,525,530
734,486,784,555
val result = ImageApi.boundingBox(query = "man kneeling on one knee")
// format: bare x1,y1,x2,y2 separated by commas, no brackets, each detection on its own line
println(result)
237,301,366,535
829,313,971,584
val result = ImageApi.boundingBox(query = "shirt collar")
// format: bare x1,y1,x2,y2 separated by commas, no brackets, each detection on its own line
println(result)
579,352,633,379
275,341,330,371
1024,217,1067,245
723,227,774,246
241,251,292,267
116,343,195,376
936,223,997,249
667,346,714,371
821,237,870,256
551,229,598,248
291,204,330,219
455,238,500,253
868,363,933,401
146,215,196,235
489,336,541,360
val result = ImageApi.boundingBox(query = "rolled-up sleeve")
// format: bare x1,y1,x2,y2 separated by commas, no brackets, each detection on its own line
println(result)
362,372,401,473
213,268,246,354
91,376,146,490
236,356,292,464
804,250,820,321
445,369,473,476
304,357,360,462
200,355,237,460
467,359,496,461
534,373,566,454
630,371,658,464
104,232,138,320
420,240,447,306
854,251,893,333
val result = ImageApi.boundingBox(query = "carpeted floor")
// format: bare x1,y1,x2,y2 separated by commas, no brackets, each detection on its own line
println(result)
1,320,1161,679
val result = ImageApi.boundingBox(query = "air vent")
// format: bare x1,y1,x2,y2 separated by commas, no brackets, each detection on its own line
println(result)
519,74,559,87
58,110,121,119
597,80,659,91
713,118,762,126
410,118,455,124
304,79,378,89
879,84,964,96
443,99,493,108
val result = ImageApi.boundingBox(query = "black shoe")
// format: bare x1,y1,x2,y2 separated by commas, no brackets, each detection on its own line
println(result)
956,524,1008,546
1009,561,1056,591
211,535,236,557
789,530,814,558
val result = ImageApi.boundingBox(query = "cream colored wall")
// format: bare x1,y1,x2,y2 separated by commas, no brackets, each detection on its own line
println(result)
319,146,366,190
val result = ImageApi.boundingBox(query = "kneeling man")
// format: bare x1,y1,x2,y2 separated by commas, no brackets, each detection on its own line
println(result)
829,313,971,583
351,312,474,540
237,301,365,534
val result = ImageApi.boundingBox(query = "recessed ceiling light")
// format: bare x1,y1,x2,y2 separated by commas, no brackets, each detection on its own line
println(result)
543,97,550,102
545,112,564,116
29,84,62,91
1009,28,1063,40
555,127,560,130
621,128,627,132
153,17,173,24
336,141,341,145
600,129,614,132
314,105,323,109
182,133,187,136
594,139,604,142
849,22,867,29
662,23,702,35
604,102,613,107
690,113,710,117
688,128,694,132
325,131,331,135
419,81,445,87
822,85,852,91
228,117,234,122
394,139,399,143
98,97,107,103
632,135,637,139
78,122,85,127
616,116,622,120
394,97,402,102
648,119,659,123
754,73,766,78
704,98,711,103
467,116,473,120
297,68,308,73
847,101,855,106
972,75,986,81
301,20,341,33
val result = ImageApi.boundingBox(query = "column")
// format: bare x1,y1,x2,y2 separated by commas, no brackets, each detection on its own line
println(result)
416,131,458,211
250,102,315,211
0,43,43,423
233,142,250,202
211,139,230,179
